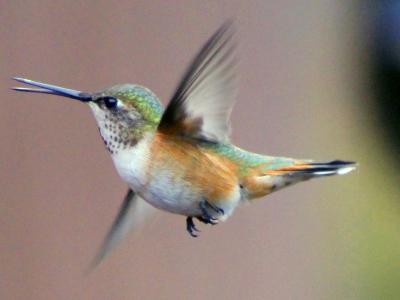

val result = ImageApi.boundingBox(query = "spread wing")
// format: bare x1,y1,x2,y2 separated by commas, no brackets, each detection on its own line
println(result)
89,189,157,269
158,21,237,143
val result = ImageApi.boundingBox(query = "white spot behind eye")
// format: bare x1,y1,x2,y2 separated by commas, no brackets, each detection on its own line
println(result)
116,99,124,109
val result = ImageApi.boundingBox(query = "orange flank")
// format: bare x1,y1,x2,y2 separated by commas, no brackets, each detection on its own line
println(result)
264,163,311,175
148,132,239,203
241,168,275,199
147,133,292,202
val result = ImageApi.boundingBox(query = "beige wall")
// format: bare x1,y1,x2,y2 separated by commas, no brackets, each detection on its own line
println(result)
1,1,377,299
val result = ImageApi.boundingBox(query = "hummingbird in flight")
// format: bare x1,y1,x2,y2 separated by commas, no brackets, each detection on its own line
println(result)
13,22,355,266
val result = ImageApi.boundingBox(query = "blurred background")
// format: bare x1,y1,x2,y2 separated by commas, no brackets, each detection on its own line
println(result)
1,1,399,299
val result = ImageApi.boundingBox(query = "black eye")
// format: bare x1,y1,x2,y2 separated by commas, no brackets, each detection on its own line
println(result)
103,97,118,109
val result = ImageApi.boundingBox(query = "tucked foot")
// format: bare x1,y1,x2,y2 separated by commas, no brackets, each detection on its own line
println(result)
199,200,223,225
186,217,200,238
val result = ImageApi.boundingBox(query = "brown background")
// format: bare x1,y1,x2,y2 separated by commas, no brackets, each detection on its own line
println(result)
1,1,393,299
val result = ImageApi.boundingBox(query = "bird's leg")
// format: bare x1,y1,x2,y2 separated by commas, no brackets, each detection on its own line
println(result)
186,217,200,238
205,201,225,215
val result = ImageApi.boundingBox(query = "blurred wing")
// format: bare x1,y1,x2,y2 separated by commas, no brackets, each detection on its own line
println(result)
89,189,157,269
158,21,237,143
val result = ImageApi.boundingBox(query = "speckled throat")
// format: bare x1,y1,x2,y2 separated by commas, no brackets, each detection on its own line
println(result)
98,109,156,155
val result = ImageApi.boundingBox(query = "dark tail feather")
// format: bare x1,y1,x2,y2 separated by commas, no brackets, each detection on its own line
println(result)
269,160,357,177
290,160,357,177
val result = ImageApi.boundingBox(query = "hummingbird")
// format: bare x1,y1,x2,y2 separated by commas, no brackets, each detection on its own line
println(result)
13,22,355,266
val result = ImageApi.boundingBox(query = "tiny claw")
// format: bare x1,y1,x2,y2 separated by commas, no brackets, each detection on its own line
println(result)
189,231,198,238
186,217,199,237
197,216,218,225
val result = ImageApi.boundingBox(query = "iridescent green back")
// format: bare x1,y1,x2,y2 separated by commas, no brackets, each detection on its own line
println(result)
204,142,295,176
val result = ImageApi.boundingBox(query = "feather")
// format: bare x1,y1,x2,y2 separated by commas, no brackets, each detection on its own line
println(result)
88,189,156,270
158,21,237,143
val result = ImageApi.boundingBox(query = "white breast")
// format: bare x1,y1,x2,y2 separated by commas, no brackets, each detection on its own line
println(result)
111,134,153,191
141,169,204,215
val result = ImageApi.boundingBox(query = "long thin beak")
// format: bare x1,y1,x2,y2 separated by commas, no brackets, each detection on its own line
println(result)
12,77,92,102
